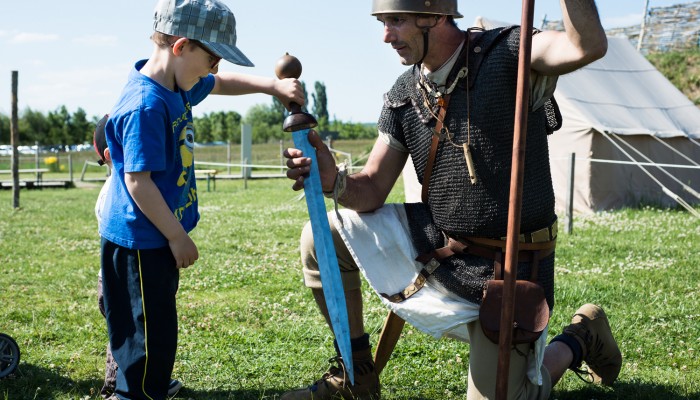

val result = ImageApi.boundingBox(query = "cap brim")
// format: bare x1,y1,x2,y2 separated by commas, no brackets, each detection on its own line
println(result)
203,41,254,67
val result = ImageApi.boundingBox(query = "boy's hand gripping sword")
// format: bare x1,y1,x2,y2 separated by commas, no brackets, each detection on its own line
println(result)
276,53,355,385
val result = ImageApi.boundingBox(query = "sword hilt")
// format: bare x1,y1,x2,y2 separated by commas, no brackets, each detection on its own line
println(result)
275,53,318,132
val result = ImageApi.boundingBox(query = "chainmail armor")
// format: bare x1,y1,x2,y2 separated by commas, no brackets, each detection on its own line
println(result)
378,27,558,307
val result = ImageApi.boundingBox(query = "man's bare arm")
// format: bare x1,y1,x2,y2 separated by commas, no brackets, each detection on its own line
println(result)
531,0,608,76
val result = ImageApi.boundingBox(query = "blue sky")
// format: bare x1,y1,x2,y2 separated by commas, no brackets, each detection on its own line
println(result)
0,1,693,124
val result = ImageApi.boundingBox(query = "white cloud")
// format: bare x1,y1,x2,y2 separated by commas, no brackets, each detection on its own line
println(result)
10,32,60,44
73,35,119,47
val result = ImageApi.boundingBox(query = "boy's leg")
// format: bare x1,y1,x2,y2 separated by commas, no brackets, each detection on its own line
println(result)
98,273,118,398
102,239,179,400
101,344,118,398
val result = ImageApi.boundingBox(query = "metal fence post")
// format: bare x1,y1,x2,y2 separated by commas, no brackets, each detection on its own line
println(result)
566,152,576,234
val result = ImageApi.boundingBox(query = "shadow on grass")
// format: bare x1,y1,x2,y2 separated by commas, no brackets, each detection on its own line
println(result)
0,362,102,398
554,381,698,400
0,363,290,400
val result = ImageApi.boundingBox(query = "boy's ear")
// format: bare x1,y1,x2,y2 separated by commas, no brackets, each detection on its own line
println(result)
171,37,189,56
104,148,111,163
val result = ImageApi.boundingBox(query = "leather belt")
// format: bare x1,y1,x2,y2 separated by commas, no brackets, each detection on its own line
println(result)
500,220,558,243
380,258,441,303
380,222,558,303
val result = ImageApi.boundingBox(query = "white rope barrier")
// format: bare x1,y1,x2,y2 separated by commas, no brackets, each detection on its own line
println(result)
650,135,699,166
612,135,700,201
597,132,700,218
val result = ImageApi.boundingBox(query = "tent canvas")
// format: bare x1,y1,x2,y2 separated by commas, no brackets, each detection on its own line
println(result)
549,36,700,214
403,35,700,214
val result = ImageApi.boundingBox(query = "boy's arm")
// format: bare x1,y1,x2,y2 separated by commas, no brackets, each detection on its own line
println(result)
210,72,304,110
125,171,199,269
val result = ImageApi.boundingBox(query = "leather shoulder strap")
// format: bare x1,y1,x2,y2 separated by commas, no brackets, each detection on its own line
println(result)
421,94,451,203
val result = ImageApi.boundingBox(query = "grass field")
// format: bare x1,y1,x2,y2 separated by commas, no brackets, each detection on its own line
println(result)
0,176,698,399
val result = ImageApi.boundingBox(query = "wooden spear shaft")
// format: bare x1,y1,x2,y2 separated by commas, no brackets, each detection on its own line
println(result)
495,0,536,398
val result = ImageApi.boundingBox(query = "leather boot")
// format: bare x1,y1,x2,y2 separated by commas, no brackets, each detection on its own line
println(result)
563,304,622,385
280,347,380,399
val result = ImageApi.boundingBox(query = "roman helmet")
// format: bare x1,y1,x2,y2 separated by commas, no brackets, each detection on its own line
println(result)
371,0,463,18
371,0,463,64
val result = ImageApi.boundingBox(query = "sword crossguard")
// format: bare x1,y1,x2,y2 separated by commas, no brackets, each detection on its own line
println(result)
275,53,318,132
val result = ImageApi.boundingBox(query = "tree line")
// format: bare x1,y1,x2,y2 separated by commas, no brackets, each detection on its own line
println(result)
0,80,378,148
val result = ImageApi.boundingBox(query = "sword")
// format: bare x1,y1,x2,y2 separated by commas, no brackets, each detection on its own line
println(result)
276,53,355,385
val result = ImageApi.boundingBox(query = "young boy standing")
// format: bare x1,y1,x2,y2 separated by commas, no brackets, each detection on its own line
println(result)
99,1,303,399
94,114,182,398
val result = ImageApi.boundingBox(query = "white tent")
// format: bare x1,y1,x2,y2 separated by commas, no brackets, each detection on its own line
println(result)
549,36,700,214
403,36,700,215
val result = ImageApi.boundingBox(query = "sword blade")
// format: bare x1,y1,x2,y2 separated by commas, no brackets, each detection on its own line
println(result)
292,128,355,385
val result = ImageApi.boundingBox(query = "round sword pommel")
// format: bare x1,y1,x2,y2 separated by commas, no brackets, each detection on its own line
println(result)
275,53,303,80
275,53,317,132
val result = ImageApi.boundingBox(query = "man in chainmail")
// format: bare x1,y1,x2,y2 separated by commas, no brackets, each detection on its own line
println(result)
281,1,621,399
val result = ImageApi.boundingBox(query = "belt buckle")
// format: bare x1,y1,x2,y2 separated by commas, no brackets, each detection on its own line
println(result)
530,227,550,243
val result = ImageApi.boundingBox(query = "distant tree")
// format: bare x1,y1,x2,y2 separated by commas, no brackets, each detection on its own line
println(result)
208,111,226,143
71,108,93,144
196,111,243,143
222,111,242,142
194,116,213,142
312,81,329,131
0,113,9,143
244,103,285,143
46,106,72,147
301,81,309,113
272,96,286,118
332,120,377,140
18,108,49,144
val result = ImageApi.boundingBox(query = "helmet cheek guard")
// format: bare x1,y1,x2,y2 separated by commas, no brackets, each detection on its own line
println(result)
371,0,463,18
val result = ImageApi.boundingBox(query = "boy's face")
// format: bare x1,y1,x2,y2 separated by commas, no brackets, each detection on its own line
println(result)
172,38,221,91
190,40,222,70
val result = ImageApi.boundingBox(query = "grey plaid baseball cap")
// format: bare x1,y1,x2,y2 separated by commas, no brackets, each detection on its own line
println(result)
153,0,254,67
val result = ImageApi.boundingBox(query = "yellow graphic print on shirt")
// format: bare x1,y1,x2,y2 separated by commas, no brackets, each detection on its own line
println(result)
178,125,195,187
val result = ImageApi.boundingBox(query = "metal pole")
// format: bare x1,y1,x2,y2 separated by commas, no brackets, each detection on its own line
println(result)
637,0,650,52
11,71,20,208
227,140,231,175
35,141,40,185
495,0,535,398
280,139,284,174
566,153,575,234
243,157,248,190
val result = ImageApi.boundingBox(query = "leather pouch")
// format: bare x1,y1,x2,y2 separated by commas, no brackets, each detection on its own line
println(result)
479,279,549,344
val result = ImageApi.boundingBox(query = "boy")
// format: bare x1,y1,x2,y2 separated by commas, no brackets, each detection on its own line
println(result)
94,114,182,398
99,1,304,399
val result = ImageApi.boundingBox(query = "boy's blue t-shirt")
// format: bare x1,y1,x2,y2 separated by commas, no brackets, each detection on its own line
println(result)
100,59,215,249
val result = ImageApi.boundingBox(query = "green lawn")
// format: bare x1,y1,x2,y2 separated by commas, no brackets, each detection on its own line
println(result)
0,179,698,399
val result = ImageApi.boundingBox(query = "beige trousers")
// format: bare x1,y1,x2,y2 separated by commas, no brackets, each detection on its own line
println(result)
299,219,552,400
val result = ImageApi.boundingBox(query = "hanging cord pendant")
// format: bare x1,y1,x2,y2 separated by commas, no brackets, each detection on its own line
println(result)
462,143,478,184
417,34,478,186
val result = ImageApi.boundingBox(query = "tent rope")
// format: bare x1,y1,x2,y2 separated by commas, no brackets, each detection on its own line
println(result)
600,131,700,218
649,135,699,166
612,134,700,201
